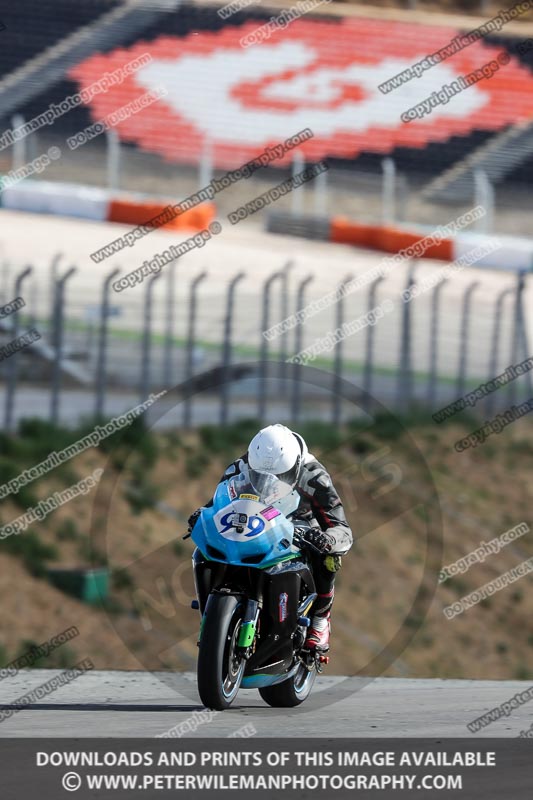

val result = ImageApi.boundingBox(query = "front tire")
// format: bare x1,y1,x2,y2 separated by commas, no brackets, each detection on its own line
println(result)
197,592,246,710
258,662,316,707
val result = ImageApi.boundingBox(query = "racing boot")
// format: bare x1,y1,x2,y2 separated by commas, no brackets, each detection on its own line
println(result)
306,610,331,651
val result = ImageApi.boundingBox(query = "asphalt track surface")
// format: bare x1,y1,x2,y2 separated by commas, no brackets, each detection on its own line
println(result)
0,671,530,737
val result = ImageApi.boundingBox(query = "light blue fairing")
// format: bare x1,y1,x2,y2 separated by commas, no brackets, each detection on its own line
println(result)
191,476,301,568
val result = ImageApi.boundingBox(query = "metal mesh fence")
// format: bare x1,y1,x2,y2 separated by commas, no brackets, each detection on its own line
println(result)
0,252,530,430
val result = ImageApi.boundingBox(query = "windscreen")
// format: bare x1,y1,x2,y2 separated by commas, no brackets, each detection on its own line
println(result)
248,468,295,504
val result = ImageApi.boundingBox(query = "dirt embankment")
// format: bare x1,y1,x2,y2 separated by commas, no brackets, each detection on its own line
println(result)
0,418,531,680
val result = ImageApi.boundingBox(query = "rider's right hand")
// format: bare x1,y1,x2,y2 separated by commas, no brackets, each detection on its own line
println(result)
187,508,202,531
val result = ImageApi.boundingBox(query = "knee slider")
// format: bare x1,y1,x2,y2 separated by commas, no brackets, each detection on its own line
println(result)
324,555,342,573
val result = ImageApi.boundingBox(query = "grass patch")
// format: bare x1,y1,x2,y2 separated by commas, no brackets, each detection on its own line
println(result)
185,450,210,480
124,477,160,515
14,640,76,669
0,457,39,508
56,518,80,541
97,415,159,470
1,531,58,577
112,568,134,591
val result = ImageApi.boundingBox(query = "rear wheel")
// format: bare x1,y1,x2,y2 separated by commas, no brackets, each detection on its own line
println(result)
197,593,246,710
258,661,316,707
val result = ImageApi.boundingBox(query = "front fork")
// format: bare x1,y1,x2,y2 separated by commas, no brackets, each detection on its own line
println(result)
192,550,262,654
236,598,261,658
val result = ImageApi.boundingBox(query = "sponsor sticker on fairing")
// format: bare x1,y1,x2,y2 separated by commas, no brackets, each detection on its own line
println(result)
279,592,288,622
261,506,281,520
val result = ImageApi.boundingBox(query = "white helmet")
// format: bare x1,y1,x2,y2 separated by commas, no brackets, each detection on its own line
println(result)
247,424,303,499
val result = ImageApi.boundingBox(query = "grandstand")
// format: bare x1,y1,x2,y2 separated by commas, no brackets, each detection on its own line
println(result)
1,0,533,222
0,0,119,80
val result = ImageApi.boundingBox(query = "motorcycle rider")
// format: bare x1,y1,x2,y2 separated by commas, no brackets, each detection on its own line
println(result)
188,424,353,652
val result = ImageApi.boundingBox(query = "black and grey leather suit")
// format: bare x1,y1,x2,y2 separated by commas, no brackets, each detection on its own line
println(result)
213,452,353,616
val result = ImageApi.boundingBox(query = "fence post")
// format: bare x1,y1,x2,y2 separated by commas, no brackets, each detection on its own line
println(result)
48,253,63,337
485,285,514,417
95,267,120,419
363,275,384,412
11,114,26,171
397,174,409,224
313,167,327,216
291,151,305,215
106,129,121,191
199,134,213,190
474,170,494,233
290,274,314,425
259,270,283,420
183,271,207,428
332,274,353,427
381,157,396,224
278,259,294,386
4,266,32,432
28,275,38,330
456,281,479,401
507,271,531,408
50,266,76,426
139,273,162,403
220,272,245,426
1,259,10,304
426,278,448,409
396,262,416,413
163,260,177,388
515,274,532,398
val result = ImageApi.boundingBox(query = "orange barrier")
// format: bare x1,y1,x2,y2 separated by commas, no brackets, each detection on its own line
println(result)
107,199,216,231
330,219,382,248
379,227,454,260
330,217,453,260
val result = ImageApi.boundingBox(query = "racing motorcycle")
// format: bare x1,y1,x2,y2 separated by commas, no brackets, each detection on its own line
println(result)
188,471,328,710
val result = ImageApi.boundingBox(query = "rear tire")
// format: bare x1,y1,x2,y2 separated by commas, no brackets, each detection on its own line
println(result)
258,662,316,707
197,592,246,710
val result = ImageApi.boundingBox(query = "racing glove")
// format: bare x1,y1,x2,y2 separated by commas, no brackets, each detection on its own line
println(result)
294,526,335,554
187,508,202,532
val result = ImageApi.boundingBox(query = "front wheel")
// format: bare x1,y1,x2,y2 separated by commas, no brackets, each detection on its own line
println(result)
258,661,317,707
197,592,246,710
